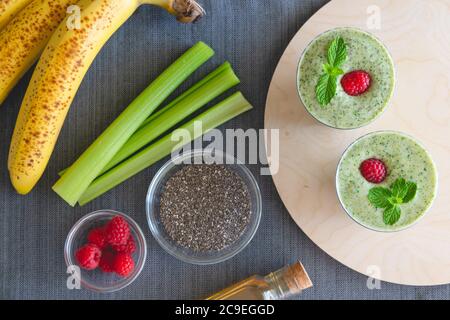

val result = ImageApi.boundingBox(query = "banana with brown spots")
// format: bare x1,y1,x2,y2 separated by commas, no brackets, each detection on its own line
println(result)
0,0,78,105
0,0,33,30
8,0,204,194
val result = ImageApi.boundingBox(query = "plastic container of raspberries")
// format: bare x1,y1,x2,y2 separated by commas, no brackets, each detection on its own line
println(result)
64,210,147,293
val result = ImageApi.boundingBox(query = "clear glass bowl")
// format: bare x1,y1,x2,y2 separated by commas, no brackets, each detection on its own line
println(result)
64,210,147,292
146,149,262,265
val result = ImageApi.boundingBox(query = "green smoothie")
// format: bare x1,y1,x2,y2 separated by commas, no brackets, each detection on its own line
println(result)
297,27,395,129
337,131,437,232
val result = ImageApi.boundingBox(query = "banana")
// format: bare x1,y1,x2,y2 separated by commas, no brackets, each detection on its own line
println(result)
8,0,204,194
0,0,77,105
0,0,33,30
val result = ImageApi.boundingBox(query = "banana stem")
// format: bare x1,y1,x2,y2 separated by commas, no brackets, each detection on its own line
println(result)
143,0,205,23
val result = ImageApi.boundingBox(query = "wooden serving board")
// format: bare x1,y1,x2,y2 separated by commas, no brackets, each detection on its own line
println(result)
264,0,450,285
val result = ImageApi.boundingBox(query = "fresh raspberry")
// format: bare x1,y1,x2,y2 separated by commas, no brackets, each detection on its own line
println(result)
99,249,115,273
360,158,387,183
113,253,135,277
75,244,101,270
105,216,130,246
87,227,107,249
112,235,136,254
341,70,371,96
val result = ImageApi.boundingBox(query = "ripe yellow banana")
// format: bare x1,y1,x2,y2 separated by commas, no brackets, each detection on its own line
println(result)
8,0,204,194
0,0,77,105
0,0,33,30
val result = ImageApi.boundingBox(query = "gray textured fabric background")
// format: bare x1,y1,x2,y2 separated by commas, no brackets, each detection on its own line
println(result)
1,0,449,300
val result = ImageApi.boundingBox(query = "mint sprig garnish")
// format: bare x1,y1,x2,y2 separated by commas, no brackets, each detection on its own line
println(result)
315,36,347,106
367,178,417,225
323,64,344,76
327,36,347,67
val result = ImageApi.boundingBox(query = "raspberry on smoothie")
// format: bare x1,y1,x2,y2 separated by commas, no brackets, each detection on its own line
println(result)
341,70,371,96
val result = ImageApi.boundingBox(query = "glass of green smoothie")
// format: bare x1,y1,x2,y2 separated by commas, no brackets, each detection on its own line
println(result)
297,27,395,129
336,131,438,232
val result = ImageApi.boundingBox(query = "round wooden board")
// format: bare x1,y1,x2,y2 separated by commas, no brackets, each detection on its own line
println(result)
264,0,450,286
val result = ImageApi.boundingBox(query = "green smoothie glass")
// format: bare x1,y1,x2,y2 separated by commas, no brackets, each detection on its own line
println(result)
336,131,438,232
297,27,395,129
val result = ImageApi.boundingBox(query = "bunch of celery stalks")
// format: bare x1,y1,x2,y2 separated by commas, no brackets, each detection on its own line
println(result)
53,42,252,206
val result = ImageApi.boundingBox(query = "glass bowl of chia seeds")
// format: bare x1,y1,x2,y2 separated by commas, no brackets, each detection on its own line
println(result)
146,149,262,265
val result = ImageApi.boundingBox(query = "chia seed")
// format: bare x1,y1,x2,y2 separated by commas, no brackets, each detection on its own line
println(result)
159,164,252,252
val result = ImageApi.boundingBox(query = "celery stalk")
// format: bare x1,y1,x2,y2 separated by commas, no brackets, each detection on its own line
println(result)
53,42,214,206
59,62,237,176
78,92,252,205
99,64,239,174
140,62,232,128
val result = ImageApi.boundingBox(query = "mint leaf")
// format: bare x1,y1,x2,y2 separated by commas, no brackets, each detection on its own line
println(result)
402,181,417,203
390,178,417,203
323,64,344,76
391,178,408,200
315,73,337,106
315,37,348,106
323,63,333,74
366,177,418,225
331,67,344,76
368,187,392,208
327,36,347,67
383,205,401,225
388,195,403,206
